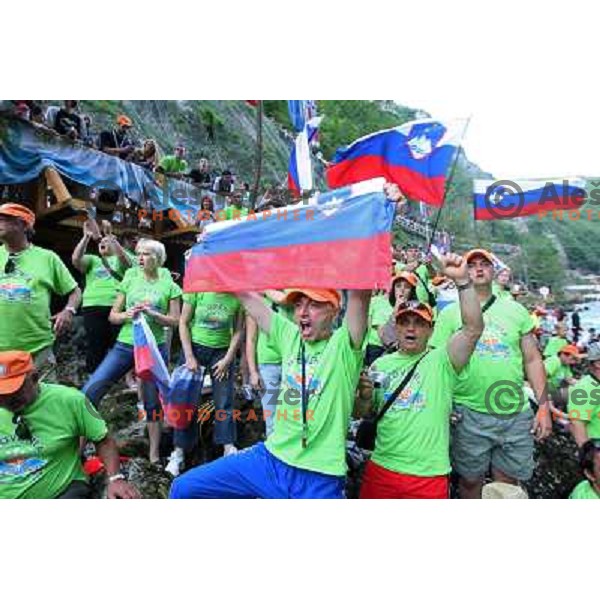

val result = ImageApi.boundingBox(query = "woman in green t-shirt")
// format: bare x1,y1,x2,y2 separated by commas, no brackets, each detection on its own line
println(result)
164,291,242,477
82,238,182,465
72,221,132,372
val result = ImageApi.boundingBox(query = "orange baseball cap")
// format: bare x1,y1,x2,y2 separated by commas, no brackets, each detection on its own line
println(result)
0,351,34,394
391,271,418,289
464,248,494,264
395,302,434,325
116,114,133,127
0,203,35,229
559,344,583,358
283,288,341,310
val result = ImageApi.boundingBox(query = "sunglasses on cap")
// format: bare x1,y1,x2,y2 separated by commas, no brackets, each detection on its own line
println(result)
12,414,32,441
398,300,429,311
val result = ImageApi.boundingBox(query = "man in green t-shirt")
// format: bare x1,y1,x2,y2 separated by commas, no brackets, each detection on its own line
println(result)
544,344,580,408
0,351,139,499
170,287,371,499
569,439,600,499
222,192,249,221
567,343,600,448
0,202,81,373
156,144,189,178
429,248,552,499
356,253,484,498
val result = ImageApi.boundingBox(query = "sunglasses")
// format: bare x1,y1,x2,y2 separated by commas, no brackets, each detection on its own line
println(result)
12,414,32,441
4,258,15,275
398,300,430,312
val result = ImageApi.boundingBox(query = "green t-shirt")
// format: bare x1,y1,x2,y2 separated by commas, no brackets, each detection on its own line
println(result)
159,155,188,174
81,255,128,308
414,264,433,305
567,375,600,438
367,294,393,347
544,355,572,391
223,206,249,221
543,336,569,359
117,270,182,345
256,299,294,364
492,282,512,300
0,383,108,499
0,245,77,353
429,296,534,414
569,480,600,499
184,292,241,349
370,347,458,477
264,312,365,476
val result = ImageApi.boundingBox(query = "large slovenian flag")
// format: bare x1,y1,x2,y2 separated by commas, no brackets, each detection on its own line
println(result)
288,117,322,197
184,178,396,292
473,178,588,220
326,118,466,207
132,315,171,400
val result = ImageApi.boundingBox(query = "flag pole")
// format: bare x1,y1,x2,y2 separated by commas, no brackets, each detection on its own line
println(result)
251,101,264,210
426,116,472,253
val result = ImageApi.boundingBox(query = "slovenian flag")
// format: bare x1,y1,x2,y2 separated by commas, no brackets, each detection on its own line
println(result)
288,117,322,197
184,178,396,292
133,315,171,400
326,118,466,207
473,178,588,220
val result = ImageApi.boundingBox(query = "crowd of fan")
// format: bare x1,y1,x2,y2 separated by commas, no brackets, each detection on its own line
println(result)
6,101,273,209
1,190,599,500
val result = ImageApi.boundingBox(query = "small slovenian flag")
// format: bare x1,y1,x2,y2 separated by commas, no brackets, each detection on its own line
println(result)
288,117,322,197
473,178,588,220
327,118,466,207
132,315,171,400
184,178,395,293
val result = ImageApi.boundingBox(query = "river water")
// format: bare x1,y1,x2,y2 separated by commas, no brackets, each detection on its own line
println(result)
571,299,600,330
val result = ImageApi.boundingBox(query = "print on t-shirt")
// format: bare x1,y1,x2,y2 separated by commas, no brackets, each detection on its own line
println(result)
282,353,324,405
475,322,510,360
0,268,35,303
196,302,234,331
0,434,46,483
380,369,426,412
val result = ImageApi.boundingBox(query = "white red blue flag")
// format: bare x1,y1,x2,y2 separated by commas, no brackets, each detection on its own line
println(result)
327,118,466,207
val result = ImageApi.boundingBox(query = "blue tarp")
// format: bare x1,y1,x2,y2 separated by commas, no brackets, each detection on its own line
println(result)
0,115,208,221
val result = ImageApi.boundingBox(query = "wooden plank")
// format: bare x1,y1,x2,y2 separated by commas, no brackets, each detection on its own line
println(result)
158,225,200,240
37,198,88,223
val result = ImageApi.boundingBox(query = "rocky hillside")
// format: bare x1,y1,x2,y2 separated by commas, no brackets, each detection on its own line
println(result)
71,100,597,290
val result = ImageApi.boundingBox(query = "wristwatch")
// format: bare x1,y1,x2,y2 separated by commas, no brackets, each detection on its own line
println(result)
456,280,472,291
108,473,125,483
65,306,77,315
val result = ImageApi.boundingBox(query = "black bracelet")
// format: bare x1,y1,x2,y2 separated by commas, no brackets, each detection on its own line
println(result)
456,281,473,291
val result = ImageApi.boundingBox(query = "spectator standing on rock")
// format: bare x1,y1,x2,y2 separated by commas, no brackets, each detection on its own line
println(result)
430,248,552,499
571,309,581,343
82,238,182,466
356,253,483,499
165,290,244,477
0,203,81,376
133,139,160,171
72,221,132,373
568,343,600,449
0,351,140,499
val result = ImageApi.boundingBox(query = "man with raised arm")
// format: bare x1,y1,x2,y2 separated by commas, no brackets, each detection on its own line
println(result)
169,185,404,499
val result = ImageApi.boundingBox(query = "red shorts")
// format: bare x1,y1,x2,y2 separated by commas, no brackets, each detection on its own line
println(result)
359,460,449,499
